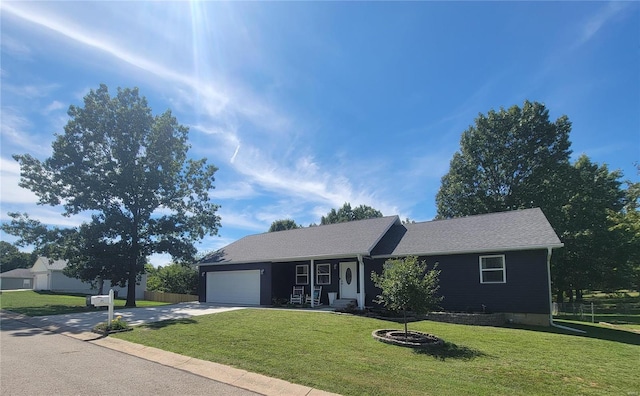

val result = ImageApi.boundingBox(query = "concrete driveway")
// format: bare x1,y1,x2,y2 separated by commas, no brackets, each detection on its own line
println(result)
33,302,246,332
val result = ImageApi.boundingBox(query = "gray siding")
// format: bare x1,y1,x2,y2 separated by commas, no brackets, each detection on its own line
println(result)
0,277,32,290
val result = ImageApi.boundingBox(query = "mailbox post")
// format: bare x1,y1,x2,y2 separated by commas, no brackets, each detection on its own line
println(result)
90,289,115,326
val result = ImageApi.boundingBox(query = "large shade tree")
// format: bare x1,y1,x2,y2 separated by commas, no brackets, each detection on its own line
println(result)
320,202,383,225
4,85,221,306
436,100,572,220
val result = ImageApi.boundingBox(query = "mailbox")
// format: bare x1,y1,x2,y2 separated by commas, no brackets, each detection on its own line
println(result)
90,295,111,307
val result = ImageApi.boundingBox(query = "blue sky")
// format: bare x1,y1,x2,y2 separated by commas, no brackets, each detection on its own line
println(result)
1,1,638,267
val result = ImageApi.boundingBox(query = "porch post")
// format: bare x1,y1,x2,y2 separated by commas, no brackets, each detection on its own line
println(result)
310,259,315,308
357,254,365,310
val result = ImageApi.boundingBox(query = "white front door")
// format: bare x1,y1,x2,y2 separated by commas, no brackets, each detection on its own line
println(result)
339,262,358,299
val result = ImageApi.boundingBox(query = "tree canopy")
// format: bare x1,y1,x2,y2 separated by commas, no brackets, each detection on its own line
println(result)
268,219,301,232
0,242,35,273
3,84,220,306
436,100,572,219
320,202,383,225
146,263,198,295
551,155,626,299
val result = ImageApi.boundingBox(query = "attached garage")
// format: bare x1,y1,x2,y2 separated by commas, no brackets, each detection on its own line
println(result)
206,270,261,305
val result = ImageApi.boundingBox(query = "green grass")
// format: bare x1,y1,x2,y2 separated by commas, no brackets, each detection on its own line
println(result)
0,290,169,316
114,309,639,396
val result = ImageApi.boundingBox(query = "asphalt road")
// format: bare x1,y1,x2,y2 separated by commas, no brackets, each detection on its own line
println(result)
0,317,260,396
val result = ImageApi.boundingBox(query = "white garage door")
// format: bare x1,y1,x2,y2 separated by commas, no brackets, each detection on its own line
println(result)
34,274,48,290
206,270,261,305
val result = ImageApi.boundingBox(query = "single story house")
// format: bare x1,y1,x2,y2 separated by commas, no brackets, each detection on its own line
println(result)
30,256,146,299
0,268,34,290
198,208,563,326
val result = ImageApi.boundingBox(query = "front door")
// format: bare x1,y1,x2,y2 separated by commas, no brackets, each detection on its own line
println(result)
339,261,358,299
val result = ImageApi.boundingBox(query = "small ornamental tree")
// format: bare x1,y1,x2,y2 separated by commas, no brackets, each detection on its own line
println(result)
371,256,442,337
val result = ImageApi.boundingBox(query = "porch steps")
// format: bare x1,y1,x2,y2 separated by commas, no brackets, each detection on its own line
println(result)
331,298,357,310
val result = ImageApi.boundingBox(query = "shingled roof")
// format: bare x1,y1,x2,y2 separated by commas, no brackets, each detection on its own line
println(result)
371,208,563,257
200,208,562,266
201,215,400,265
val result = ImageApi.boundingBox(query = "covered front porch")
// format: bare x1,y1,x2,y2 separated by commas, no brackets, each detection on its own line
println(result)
271,255,369,310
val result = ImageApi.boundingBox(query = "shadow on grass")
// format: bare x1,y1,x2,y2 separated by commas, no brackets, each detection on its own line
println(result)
143,318,198,330
7,305,99,317
507,320,640,346
413,341,487,361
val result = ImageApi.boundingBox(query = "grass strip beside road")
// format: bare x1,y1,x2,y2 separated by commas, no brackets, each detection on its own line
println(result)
0,290,168,316
114,309,639,396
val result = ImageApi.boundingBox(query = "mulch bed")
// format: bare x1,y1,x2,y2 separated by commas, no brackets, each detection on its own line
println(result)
372,329,443,349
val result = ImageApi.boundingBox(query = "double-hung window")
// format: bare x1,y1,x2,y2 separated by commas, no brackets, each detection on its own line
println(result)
296,264,309,285
479,255,506,284
316,263,331,285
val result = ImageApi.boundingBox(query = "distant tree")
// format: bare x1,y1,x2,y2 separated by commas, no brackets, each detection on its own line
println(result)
321,202,383,225
436,100,572,222
552,155,625,300
4,85,220,306
268,219,301,232
402,218,416,225
607,166,640,290
371,256,442,338
0,242,35,273
146,263,198,295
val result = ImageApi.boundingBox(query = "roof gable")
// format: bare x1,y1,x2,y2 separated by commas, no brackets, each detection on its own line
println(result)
201,216,400,264
31,256,68,272
372,208,563,257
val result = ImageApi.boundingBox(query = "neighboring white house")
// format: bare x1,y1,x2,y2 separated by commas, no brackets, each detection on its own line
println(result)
0,268,34,290
30,256,146,299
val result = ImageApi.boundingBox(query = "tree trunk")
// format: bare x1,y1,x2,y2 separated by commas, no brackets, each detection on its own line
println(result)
567,289,574,303
125,257,137,307
403,309,408,340
125,214,140,307
98,277,104,295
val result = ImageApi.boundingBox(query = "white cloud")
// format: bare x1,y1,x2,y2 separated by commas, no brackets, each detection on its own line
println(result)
210,181,256,200
576,2,632,48
0,34,31,57
43,100,65,114
0,1,413,236
217,210,267,233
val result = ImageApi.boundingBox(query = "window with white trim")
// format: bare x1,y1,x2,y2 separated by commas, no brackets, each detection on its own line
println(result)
479,255,506,284
316,263,331,285
296,265,309,285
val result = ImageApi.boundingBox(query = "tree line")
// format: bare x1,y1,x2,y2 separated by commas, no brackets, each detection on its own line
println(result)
2,84,636,305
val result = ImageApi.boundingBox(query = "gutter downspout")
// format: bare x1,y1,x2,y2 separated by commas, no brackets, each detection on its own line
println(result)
357,254,365,310
310,259,315,308
547,247,585,333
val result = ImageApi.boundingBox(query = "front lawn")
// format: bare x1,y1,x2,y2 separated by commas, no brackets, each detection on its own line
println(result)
114,309,639,396
0,290,169,316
